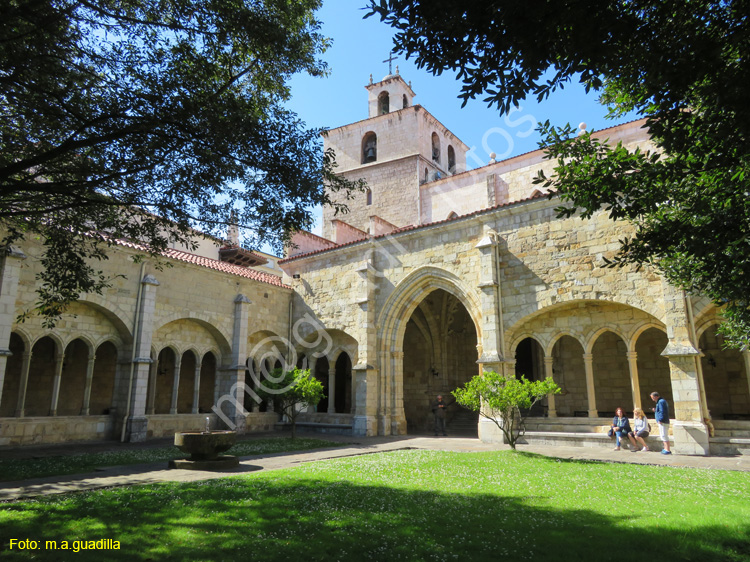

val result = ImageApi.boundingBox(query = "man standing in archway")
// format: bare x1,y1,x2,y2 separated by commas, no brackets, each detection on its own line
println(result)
432,395,448,436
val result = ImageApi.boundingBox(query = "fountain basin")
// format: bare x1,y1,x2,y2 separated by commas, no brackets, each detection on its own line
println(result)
169,430,239,470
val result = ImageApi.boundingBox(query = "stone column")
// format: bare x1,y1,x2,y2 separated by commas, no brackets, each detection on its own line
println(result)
327,369,336,414
169,353,183,414
126,274,159,442
146,357,158,415
80,354,97,415
352,249,379,436
213,294,252,432
0,246,26,409
544,356,557,418
583,353,598,418
658,281,709,454
626,351,642,410
14,350,32,417
391,350,406,434
49,352,65,416
191,358,201,414
475,228,505,375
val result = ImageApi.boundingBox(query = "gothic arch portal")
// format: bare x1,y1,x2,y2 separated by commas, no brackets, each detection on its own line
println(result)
378,267,482,435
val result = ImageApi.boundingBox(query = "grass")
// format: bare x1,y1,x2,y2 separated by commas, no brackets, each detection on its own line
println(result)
1,450,749,561
0,438,343,482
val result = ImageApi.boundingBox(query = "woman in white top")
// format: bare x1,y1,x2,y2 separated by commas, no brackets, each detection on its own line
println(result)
628,407,651,452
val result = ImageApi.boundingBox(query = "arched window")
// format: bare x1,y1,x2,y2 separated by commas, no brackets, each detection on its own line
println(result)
424,167,429,183
378,91,389,115
431,132,441,163
362,132,377,164
402,94,408,109
447,211,458,220
448,145,456,173
366,188,372,206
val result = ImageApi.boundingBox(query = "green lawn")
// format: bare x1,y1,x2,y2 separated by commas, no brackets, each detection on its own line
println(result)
0,438,343,482
1,450,749,561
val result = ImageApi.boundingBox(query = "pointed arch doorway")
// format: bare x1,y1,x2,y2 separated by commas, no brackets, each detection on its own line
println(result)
401,288,479,435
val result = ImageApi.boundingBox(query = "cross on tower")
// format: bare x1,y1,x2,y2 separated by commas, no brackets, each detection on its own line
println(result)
383,51,397,75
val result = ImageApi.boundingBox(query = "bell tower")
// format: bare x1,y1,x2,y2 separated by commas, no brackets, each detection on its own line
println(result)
321,69,469,241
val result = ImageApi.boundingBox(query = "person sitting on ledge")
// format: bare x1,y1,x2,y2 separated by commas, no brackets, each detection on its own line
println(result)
610,407,632,451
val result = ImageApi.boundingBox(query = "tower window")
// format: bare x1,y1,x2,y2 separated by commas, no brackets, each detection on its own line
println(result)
362,132,377,164
366,188,373,206
448,145,456,174
431,133,441,163
378,91,389,115
403,94,408,109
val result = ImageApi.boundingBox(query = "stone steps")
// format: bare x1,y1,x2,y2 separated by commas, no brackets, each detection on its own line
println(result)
708,437,750,456
518,430,667,451
274,421,353,435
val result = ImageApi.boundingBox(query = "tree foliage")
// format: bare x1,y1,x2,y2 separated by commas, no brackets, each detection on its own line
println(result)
453,371,560,450
367,0,750,347
1,0,361,325
256,368,324,439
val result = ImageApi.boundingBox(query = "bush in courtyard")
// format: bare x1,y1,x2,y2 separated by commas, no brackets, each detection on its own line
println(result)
256,368,324,439
453,371,561,449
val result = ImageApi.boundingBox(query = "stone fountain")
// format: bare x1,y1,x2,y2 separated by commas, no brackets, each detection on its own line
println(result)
169,417,240,470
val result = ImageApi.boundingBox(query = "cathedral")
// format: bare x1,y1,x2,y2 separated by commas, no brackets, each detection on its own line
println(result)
1,70,748,456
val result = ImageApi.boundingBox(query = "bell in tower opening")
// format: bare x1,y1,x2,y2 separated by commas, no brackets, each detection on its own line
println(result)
362,132,377,164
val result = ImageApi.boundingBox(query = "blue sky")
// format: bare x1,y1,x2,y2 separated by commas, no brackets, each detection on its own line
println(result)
283,0,631,236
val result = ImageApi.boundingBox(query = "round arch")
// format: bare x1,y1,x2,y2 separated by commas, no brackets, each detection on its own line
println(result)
585,325,629,355
153,315,232,358
628,321,668,352
546,331,584,357
505,297,664,334
76,296,134,347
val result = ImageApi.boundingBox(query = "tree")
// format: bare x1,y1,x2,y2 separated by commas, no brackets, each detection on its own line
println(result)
453,370,560,450
256,368,324,439
367,1,750,347
1,0,361,325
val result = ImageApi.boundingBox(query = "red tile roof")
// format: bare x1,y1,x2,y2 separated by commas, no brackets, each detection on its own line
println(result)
116,240,288,288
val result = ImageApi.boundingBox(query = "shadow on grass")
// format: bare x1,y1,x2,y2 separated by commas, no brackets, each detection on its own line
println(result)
1,474,748,562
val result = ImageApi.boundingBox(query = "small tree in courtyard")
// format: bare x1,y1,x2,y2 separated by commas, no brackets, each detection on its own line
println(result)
256,368,324,439
453,371,561,450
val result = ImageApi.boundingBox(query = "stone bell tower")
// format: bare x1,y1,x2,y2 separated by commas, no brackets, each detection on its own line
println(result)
321,67,469,242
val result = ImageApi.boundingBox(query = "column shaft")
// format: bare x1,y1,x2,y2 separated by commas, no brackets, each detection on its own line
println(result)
81,355,96,415
170,354,182,414
626,351,642,410
544,357,557,418
49,353,64,416
583,353,597,417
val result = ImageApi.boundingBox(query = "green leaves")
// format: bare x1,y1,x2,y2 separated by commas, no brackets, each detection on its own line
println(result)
256,368,325,438
369,0,750,348
1,0,362,325
453,371,560,449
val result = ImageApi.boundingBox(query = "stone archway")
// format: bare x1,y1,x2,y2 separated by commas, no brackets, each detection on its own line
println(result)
334,352,352,414
314,356,330,412
377,267,483,436
0,333,25,417
515,337,546,416
550,335,587,416
592,331,630,416
402,288,478,434
90,341,117,415
700,324,750,420
25,336,58,417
